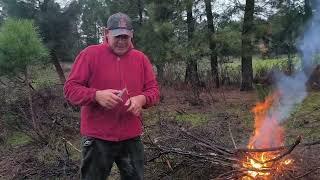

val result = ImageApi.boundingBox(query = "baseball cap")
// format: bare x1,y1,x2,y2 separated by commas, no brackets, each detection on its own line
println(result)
107,12,133,37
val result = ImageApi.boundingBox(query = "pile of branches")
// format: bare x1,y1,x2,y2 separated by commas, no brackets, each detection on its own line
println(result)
145,127,320,179
0,84,80,178
0,84,79,143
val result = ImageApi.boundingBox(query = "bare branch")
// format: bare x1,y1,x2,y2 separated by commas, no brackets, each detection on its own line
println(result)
264,136,301,163
62,137,81,153
228,122,237,149
180,128,233,155
294,167,320,179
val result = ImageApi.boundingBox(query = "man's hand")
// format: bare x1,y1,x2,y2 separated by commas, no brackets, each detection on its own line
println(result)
95,89,123,109
125,95,146,116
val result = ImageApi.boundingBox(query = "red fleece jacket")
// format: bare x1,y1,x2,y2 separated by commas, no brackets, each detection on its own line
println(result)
64,43,160,141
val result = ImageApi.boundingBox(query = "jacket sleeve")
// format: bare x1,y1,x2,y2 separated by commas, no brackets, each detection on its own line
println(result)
64,50,97,106
141,55,160,108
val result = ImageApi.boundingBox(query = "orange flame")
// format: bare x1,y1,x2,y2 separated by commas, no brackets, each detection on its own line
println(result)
242,92,293,179
249,92,284,149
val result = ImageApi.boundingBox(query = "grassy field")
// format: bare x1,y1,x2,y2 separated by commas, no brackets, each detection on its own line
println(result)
286,91,320,142
165,55,305,84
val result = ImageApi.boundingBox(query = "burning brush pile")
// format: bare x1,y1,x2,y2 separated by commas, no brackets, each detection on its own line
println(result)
240,92,298,179
145,91,319,179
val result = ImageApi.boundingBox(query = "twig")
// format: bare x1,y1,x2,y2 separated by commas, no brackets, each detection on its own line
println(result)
148,142,234,165
294,167,320,179
245,152,264,164
237,137,320,153
239,174,255,180
302,140,320,146
175,108,187,115
212,170,243,179
180,128,233,155
63,140,70,176
228,122,237,149
0,79,7,86
165,159,173,171
155,145,235,167
146,151,169,162
146,135,174,172
237,145,288,152
263,136,301,164
62,138,81,153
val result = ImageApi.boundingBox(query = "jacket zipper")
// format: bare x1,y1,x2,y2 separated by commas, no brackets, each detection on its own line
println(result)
117,56,121,88
116,56,121,141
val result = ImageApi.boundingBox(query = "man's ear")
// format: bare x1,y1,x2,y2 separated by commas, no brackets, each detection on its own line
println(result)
103,28,109,43
104,28,109,37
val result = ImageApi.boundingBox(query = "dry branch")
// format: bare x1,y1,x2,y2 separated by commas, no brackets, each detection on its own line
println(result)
228,122,237,149
294,167,320,179
62,138,81,153
236,145,287,152
264,136,301,163
180,128,233,155
236,136,320,153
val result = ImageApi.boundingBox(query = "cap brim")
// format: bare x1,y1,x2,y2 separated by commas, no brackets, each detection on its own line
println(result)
110,29,133,37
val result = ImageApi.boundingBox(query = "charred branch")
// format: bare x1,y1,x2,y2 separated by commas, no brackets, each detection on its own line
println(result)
263,136,301,163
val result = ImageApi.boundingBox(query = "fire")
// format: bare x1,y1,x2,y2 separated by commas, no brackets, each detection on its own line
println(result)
242,151,293,179
242,92,294,179
249,92,284,149
284,159,293,165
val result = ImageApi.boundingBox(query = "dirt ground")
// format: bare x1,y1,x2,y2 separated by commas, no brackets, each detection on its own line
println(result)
0,86,320,179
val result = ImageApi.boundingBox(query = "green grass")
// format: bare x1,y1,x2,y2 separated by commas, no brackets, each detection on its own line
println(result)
175,113,208,126
254,83,272,101
196,55,304,85
223,56,300,76
6,131,32,147
36,146,60,166
164,56,301,82
30,64,60,89
285,91,320,142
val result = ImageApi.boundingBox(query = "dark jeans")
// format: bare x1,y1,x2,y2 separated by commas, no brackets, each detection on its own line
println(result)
80,136,144,180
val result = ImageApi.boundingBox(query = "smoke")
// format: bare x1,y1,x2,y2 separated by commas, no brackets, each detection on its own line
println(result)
299,0,320,72
248,1,320,148
273,72,308,123
269,0,320,123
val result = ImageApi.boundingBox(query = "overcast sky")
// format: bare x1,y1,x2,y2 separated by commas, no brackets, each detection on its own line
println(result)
54,0,294,21
56,0,73,8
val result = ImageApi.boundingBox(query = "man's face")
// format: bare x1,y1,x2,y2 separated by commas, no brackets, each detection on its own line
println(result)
106,29,132,56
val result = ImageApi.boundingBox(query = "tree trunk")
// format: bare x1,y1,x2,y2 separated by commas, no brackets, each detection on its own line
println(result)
204,0,219,88
40,1,66,84
288,48,292,75
156,64,164,82
51,52,66,84
25,67,38,131
240,0,254,91
287,32,293,75
25,67,47,142
185,59,199,85
185,0,200,86
138,0,143,25
304,0,312,22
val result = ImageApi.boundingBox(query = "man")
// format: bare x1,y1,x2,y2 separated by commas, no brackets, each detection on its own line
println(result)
64,12,160,180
